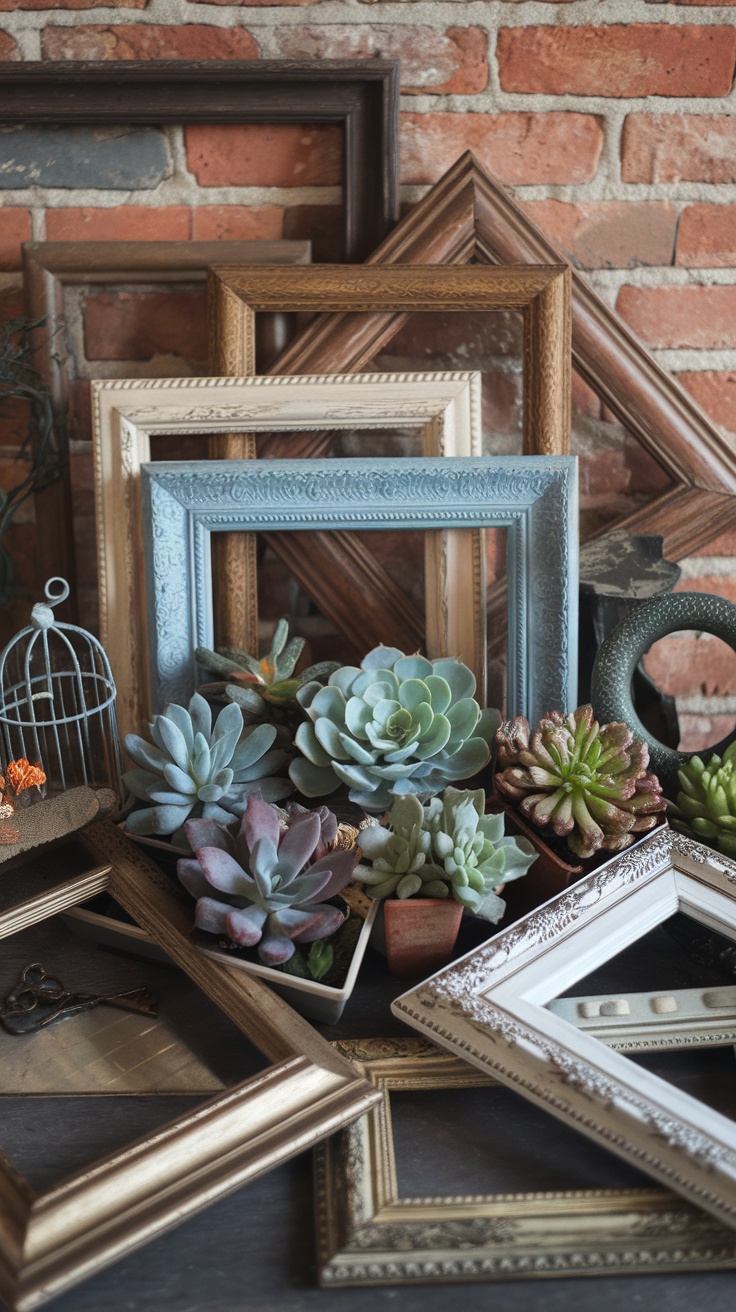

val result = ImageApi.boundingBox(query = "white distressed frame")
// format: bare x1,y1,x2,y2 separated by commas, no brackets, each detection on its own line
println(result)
92,372,482,742
393,827,736,1233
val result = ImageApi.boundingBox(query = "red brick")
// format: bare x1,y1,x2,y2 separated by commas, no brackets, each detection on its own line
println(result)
674,574,736,604
622,114,736,184
678,715,736,754
195,0,319,5
615,285,736,349
41,23,259,60
386,309,523,363
282,205,342,262
0,29,18,56
185,123,341,188
192,206,284,241
83,289,208,364
676,205,736,268
401,112,603,186
677,371,736,433
572,370,601,420
0,0,144,9
497,24,736,97
0,285,23,320
643,634,736,700
0,209,31,270
274,24,488,94
523,200,677,271
45,207,191,242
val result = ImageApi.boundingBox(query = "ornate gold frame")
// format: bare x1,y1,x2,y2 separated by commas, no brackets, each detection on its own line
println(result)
0,822,380,1312
208,263,570,651
315,1037,736,1286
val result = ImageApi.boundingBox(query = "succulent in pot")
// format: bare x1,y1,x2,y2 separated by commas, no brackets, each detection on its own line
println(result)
123,692,293,848
290,644,499,813
196,616,339,720
178,792,359,967
670,742,736,858
494,704,665,861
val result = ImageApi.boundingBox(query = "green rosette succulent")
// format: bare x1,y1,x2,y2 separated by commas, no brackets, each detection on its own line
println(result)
290,645,499,813
494,705,665,860
123,692,293,847
355,788,537,923
671,742,736,858
196,616,339,718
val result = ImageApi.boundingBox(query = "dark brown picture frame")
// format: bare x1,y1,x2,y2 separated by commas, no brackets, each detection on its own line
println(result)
22,239,311,614
266,150,736,563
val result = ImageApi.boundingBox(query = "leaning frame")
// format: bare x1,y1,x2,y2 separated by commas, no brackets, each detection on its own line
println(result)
316,1037,736,1285
208,262,570,651
140,454,578,730
0,820,380,1312
393,828,736,1234
92,371,485,741
22,238,311,614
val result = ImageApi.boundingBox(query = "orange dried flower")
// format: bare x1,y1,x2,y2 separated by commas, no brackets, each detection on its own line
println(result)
6,758,46,794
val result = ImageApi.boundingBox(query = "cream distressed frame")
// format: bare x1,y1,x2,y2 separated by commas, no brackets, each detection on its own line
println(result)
316,1037,736,1286
92,371,483,741
394,828,736,1234
0,821,380,1312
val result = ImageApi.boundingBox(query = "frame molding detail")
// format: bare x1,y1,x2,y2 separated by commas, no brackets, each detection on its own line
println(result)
394,828,736,1234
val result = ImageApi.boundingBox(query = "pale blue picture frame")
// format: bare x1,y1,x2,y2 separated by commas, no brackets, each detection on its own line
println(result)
140,456,578,723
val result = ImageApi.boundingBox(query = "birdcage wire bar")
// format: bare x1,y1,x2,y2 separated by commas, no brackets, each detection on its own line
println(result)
0,577,124,804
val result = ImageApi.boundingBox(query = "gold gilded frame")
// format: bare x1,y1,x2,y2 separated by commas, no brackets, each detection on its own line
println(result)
0,822,380,1312
208,263,570,652
316,1038,736,1286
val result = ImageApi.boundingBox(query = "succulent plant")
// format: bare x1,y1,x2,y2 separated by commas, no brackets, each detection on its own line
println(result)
178,793,358,965
671,742,736,858
355,787,537,923
494,704,665,860
290,645,499,812
123,692,293,847
196,616,339,718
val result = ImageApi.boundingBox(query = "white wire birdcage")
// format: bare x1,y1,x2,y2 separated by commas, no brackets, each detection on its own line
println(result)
0,577,124,806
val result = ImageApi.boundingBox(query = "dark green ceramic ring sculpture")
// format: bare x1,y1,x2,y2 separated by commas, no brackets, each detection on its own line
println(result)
591,591,736,794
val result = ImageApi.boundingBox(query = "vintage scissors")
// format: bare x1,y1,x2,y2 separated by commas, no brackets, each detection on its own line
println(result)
0,962,157,1035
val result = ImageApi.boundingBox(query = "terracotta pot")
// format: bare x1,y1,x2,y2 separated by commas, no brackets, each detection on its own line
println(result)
383,897,464,979
485,789,583,920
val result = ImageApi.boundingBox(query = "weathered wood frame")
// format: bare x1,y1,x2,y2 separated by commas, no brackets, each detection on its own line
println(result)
316,1037,736,1286
0,57,401,612
0,820,380,1312
22,239,311,617
393,828,736,1236
208,263,571,651
210,149,736,653
92,371,486,740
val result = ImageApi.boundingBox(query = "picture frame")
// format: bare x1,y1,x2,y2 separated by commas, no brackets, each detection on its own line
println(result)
0,819,380,1312
264,150,736,562
208,262,571,651
92,371,486,740
316,1037,736,1286
140,453,578,736
393,827,736,1234
22,239,311,616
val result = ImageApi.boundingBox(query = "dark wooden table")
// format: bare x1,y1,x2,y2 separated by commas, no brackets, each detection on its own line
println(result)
2,841,735,1312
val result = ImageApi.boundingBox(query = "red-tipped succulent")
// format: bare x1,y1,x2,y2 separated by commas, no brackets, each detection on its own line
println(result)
494,705,665,860
178,793,358,965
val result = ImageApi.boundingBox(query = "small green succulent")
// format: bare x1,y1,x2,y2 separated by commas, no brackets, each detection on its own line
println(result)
196,616,339,718
290,645,498,813
123,692,293,847
494,705,665,860
671,742,736,858
355,788,537,923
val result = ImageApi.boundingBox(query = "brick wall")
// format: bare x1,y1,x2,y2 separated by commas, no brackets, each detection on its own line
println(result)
1,0,735,747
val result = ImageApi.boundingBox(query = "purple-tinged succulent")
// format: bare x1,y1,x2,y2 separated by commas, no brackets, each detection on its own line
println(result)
494,705,665,860
178,793,358,966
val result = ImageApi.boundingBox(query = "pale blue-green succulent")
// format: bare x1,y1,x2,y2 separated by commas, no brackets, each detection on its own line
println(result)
123,692,293,847
290,645,499,812
355,787,537,923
